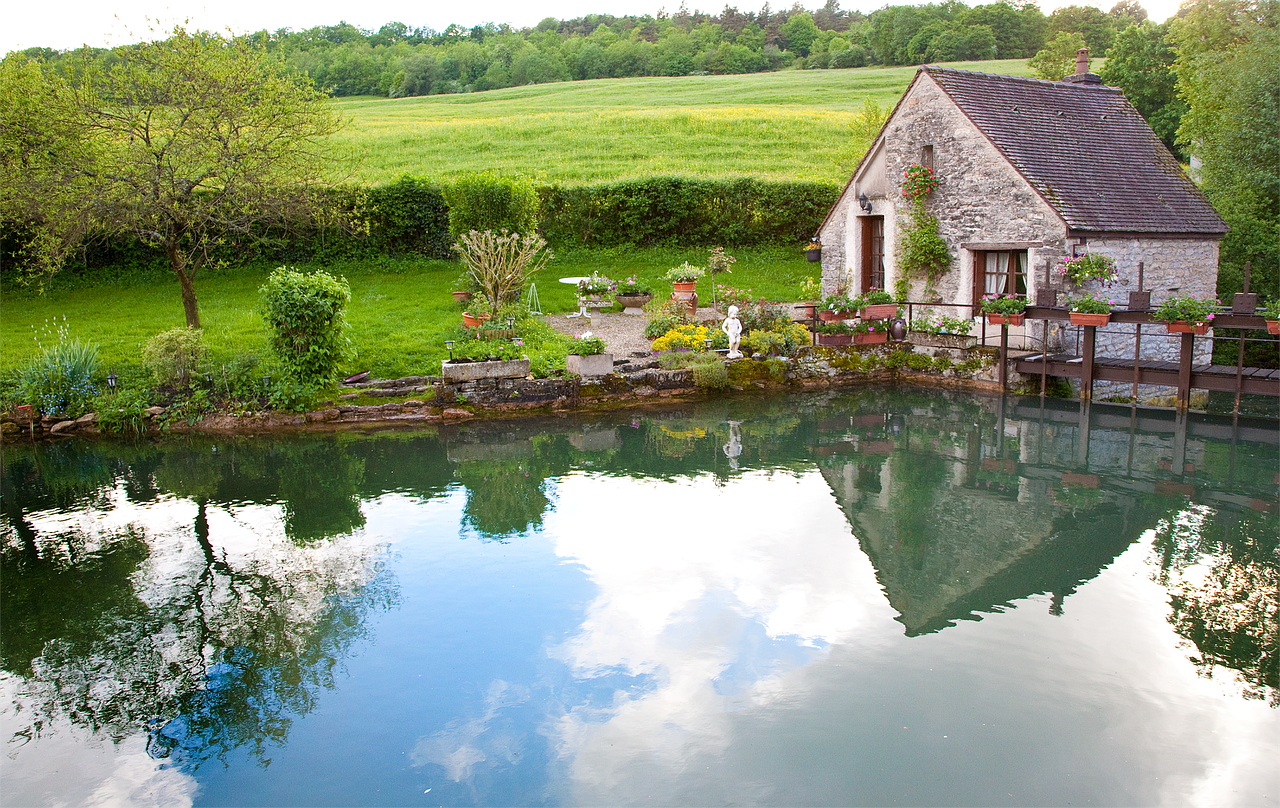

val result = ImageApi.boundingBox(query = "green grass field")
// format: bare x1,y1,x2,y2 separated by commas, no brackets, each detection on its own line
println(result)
333,60,1036,186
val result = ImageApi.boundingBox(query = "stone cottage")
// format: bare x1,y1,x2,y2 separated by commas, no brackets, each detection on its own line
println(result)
816,54,1228,363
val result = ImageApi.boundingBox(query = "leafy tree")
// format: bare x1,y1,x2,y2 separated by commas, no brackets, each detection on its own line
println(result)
0,28,345,329
1046,4,1118,55
1109,0,1149,27
1169,0,1279,303
1028,30,1088,79
1100,21,1186,157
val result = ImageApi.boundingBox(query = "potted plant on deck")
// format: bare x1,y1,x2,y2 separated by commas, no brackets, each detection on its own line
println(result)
1067,292,1115,326
981,293,1027,326
565,333,613,377
615,275,654,314
1152,294,1219,334
819,292,859,321
1263,299,1280,335
815,320,854,346
851,320,888,345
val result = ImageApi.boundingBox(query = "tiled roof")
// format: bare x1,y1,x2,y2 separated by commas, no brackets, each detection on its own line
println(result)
924,66,1227,236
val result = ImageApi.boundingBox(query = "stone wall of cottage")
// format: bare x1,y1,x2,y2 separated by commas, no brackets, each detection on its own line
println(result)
819,72,1223,395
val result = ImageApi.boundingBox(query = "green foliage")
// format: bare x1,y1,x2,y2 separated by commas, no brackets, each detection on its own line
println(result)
1152,294,1221,323
260,267,352,385
905,352,935,370
1067,291,1116,314
442,173,540,239
740,321,810,356
142,328,209,388
92,386,151,436
897,200,950,295
17,318,100,417
267,378,320,413
1100,21,1186,158
361,175,453,258
691,356,730,389
664,262,707,282
566,335,607,356
911,311,975,335
932,354,954,372
980,293,1027,315
1028,30,1087,80
1046,5,1116,55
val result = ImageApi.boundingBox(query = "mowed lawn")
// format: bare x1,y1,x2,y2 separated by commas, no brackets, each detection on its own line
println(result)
332,59,1036,186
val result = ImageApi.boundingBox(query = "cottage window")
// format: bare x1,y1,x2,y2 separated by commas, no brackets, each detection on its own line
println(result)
861,216,885,291
975,250,1027,300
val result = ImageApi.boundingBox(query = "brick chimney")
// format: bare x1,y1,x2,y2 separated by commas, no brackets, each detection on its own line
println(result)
1062,47,1102,84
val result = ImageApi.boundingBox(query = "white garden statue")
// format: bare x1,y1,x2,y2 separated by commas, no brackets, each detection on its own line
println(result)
722,305,743,359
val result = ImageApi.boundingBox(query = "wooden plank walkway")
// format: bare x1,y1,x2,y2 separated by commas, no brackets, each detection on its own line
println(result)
1014,353,1280,396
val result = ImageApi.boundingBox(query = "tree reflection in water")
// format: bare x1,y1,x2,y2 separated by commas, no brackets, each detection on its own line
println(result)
1152,504,1279,706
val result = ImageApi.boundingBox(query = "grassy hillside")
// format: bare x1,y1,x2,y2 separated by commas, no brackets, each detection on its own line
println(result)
333,59,1036,186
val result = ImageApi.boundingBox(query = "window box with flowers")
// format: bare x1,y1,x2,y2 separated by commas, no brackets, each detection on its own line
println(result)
908,312,976,348
1067,292,1114,326
1152,294,1219,334
851,321,888,345
981,293,1027,326
815,320,854,345
1055,253,1118,287
852,289,899,320
819,293,859,321
1263,299,1280,335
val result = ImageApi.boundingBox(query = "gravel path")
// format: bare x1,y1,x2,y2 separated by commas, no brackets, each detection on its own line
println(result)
542,307,722,357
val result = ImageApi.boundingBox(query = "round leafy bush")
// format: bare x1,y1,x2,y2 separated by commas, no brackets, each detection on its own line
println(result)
260,267,351,385
142,327,209,388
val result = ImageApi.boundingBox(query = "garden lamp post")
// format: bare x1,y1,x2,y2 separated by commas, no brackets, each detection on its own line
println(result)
107,370,117,392
704,338,713,352
445,340,455,361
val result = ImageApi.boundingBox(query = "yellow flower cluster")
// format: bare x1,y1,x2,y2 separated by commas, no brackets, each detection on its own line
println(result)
650,324,711,353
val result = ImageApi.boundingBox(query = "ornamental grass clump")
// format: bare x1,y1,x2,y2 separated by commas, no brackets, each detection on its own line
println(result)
18,317,100,418
1152,294,1220,324
1055,253,1118,286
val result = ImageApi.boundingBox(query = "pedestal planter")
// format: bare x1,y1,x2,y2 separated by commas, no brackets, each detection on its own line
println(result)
1069,312,1111,327
615,293,653,315
566,353,615,377
859,304,899,321
441,357,530,382
853,331,889,345
1165,321,1209,335
671,282,698,315
985,313,1025,327
816,333,853,346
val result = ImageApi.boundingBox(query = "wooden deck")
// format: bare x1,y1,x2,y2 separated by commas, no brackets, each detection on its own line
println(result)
1014,353,1280,396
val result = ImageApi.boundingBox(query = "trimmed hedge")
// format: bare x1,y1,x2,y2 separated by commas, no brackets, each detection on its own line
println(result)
2,176,838,278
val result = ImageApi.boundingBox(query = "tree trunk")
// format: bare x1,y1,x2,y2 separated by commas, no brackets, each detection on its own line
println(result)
166,240,201,329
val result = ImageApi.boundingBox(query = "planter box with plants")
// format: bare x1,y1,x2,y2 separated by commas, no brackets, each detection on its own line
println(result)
852,322,888,345
815,320,853,346
819,293,859,322
1067,293,1115,326
909,312,976,348
564,334,613,377
852,289,899,321
981,293,1027,327
1265,300,1280,335
1152,294,1219,334
441,356,531,382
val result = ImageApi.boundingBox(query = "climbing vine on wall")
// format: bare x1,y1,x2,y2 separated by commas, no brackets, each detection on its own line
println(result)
895,162,949,302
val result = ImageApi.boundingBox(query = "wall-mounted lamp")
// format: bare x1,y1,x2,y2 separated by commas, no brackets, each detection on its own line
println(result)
859,193,873,214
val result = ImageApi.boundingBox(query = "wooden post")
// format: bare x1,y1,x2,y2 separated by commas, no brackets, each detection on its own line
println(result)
1234,261,1251,414
998,323,1009,392
1177,331,1195,411
1081,325,1097,401
1131,261,1144,402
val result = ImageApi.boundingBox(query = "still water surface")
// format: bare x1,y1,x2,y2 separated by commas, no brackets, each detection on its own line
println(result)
2,389,1276,807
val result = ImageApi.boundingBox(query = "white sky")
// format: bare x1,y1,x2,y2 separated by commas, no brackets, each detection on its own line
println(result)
5,0,1181,55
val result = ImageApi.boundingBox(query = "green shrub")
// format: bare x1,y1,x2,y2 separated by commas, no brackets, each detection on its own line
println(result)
93,386,151,436
443,173,540,240
906,352,934,370
142,327,209,388
932,355,954,372
260,267,352,386
691,356,730,389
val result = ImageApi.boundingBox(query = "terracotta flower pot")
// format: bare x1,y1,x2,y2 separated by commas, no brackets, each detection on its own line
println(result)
816,333,853,346
818,310,852,322
1268,320,1280,335
461,311,491,329
1069,312,1110,326
1165,321,1209,335
859,303,899,321
452,290,472,303
671,281,698,314
986,313,1025,327
853,331,888,345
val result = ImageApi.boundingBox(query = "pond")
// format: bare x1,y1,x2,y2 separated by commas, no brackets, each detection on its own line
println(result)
2,389,1276,807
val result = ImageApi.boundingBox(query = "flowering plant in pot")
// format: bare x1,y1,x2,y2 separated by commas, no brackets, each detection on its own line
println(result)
900,163,939,201
1263,299,1280,334
851,288,898,320
804,239,822,262
815,320,854,345
616,275,651,296
1055,253,1118,286
1152,294,1219,333
982,293,1027,325
664,263,705,283
577,272,615,297
819,293,859,320
850,320,888,344
564,333,612,376
1067,292,1114,325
